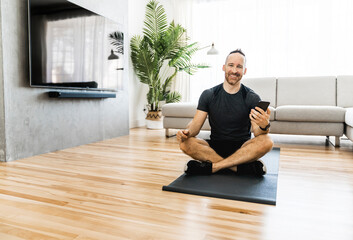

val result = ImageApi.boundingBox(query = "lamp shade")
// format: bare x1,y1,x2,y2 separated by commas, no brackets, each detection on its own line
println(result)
207,43,219,55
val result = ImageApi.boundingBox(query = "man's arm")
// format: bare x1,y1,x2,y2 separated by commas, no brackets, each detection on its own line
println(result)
249,107,271,137
176,110,208,143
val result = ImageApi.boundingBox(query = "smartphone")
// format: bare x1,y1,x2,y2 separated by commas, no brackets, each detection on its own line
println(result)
256,101,270,112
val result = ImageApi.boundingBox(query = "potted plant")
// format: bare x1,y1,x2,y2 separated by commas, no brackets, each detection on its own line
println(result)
130,0,208,129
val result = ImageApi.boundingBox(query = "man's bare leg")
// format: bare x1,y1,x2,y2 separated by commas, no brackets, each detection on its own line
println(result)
212,134,273,173
179,137,224,163
180,134,272,166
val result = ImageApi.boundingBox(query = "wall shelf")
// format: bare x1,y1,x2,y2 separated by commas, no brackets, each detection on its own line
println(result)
48,91,116,99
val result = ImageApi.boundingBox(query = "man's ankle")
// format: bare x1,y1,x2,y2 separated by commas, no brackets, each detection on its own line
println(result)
212,162,221,173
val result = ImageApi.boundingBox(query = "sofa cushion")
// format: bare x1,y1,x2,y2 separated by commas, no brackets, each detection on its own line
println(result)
242,77,277,107
275,105,346,122
162,102,197,117
270,121,344,136
337,76,353,108
277,76,336,106
345,108,353,127
346,125,353,141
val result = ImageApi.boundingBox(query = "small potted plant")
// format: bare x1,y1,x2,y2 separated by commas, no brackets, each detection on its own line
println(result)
130,0,208,129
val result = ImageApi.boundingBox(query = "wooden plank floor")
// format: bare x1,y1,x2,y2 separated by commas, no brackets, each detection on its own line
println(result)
0,128,352,240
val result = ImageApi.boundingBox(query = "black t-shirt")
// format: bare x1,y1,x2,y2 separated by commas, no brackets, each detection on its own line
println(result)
197,83,261,141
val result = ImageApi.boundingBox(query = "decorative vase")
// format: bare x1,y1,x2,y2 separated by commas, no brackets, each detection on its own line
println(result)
145,111,163,129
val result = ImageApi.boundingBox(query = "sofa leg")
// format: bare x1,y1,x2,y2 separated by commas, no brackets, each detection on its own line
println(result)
335,136,340,147
325,136,330,145
165,128,176,138
326,136,340,147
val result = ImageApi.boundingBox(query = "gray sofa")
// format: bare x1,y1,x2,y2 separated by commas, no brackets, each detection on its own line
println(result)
162,76,353,147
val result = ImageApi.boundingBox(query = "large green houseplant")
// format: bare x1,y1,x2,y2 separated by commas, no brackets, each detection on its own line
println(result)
130,0,207,127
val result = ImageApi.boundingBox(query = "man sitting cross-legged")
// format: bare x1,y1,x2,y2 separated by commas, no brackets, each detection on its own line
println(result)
176,49,273,176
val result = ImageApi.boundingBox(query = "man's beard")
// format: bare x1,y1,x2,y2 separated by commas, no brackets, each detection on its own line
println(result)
225,73,242,85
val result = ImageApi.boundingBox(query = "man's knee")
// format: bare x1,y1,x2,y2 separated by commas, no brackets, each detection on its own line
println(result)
260,134,274,152
179,141,187,153
179,138,192,154
249,134,273,154
179,137,204,155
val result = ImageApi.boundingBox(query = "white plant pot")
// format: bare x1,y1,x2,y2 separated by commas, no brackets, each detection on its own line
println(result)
146,118,163,129
145,111,163,129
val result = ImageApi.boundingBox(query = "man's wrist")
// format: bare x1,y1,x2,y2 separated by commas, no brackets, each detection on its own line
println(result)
259,122,271,131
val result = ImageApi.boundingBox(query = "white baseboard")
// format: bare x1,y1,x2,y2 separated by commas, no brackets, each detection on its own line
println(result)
130,119,146,129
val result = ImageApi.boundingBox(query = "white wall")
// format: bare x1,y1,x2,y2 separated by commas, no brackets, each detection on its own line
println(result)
69,0,128,25
128,0,174,128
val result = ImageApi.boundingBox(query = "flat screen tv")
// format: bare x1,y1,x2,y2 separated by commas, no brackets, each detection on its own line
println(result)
28,0,124,91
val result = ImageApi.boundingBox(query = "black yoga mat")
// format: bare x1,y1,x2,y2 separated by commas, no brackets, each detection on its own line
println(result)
162,147,280,205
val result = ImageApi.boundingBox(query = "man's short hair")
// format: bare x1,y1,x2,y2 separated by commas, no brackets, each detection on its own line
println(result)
229,49,245,57
226,49,246,67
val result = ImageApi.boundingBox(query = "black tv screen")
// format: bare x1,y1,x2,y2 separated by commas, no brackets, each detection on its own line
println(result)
28,0,124,91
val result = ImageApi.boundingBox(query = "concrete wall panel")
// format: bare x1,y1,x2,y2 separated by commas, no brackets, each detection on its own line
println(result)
0,0,129,161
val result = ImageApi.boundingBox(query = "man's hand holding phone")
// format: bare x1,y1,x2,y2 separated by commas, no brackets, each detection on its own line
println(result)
250,101,271,130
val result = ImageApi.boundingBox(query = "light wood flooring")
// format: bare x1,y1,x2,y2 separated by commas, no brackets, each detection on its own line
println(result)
0,128,352,240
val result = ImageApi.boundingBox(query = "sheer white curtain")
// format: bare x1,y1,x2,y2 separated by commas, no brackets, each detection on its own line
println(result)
173,0,353,102
170,0,194,102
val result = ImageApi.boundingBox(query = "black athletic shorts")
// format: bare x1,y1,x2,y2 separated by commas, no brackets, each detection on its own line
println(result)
206,139,248,159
